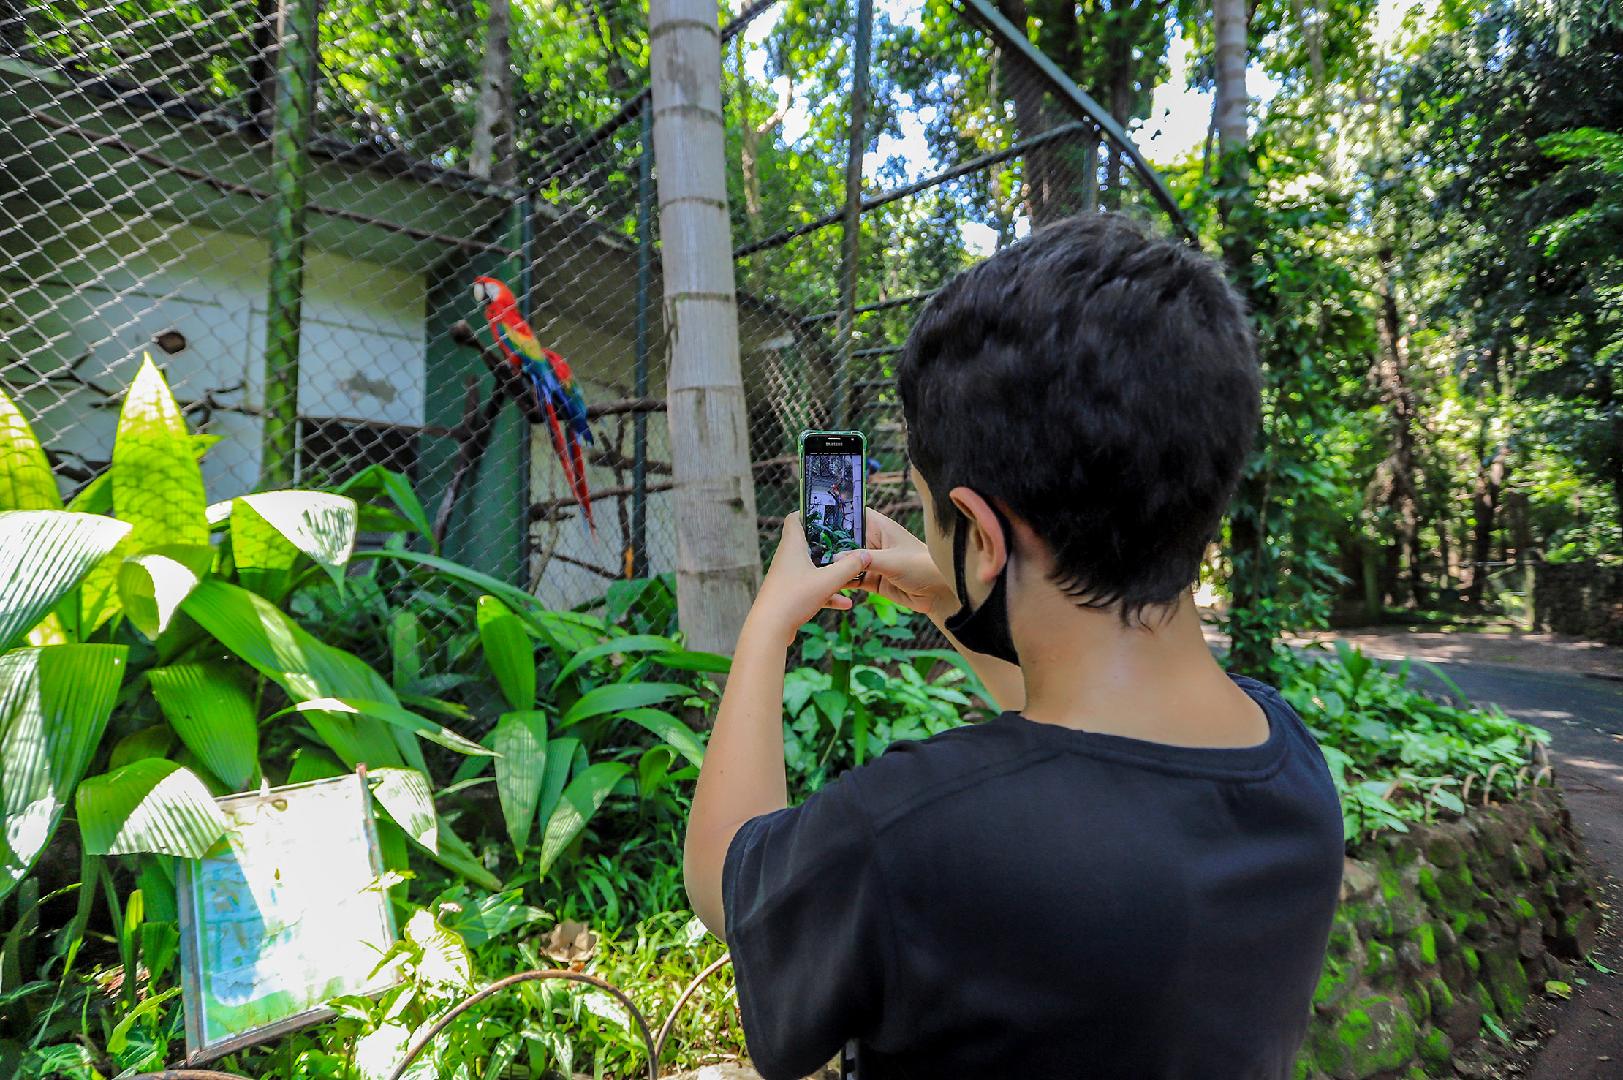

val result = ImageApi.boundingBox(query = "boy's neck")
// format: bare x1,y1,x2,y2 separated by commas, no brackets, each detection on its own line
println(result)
1013,591,1268,748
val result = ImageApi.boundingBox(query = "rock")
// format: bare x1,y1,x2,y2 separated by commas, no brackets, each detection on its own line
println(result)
664,1067,766,1080
1440,992,1483,1045
1556,907,1599,959
1418,1027,1453,1069
1312,995,1419,1080
1343,858,1380,903
1423,832,1463,869
1475,817,1512,859
1517,923,1543,960
1434,920,1457,957
1481,948,1530,1019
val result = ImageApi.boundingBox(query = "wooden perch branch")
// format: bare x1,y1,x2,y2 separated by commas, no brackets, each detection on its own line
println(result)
529,479,675,521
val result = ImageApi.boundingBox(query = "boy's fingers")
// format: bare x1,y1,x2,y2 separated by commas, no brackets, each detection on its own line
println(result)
862,546,914,581
820,548,872,586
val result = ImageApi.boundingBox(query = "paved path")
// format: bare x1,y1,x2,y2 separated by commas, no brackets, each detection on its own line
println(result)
1358,639,1623,1078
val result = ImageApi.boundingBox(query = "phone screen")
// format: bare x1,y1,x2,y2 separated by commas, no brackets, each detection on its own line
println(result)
801,433,866,567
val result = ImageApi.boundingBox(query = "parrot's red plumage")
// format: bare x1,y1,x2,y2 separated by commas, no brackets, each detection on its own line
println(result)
471,276,595,532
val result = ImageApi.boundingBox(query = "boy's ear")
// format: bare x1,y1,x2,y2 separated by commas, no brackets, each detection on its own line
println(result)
947,487,1008,584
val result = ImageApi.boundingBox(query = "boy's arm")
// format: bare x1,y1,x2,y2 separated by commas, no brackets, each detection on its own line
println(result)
684,521,871,940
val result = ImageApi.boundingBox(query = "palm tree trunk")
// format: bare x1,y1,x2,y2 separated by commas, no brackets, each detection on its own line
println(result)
649,0,762,658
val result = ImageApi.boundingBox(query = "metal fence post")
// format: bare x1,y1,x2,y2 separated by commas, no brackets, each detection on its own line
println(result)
632,100,653,579
833,0,874,429
259,0,320,488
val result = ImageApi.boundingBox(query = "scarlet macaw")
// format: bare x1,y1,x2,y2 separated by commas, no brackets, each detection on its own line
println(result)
471,276,595,531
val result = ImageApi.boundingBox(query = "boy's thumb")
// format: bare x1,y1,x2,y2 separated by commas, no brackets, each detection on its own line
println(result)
823,548,872,583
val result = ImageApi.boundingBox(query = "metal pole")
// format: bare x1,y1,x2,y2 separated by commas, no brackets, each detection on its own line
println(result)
833,0,874,430
632,101,653,579
259,0,319,488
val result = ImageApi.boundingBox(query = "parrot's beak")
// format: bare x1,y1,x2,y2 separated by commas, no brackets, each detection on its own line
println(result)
471,281,487,305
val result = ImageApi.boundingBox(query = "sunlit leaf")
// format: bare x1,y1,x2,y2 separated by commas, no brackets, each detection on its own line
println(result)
116,545,210,641
368,767,437,852
230,490,358,593
615,707,706,768
0,511,131,651
76,759,227,858
537,763,630,877
492,711,547,851
0,385,61,511
0,645,127,901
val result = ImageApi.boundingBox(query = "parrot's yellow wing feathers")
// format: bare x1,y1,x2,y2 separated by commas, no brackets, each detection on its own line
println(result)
494,318,547,364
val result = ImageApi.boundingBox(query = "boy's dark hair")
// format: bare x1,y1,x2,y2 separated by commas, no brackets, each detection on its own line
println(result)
897,212,1260,622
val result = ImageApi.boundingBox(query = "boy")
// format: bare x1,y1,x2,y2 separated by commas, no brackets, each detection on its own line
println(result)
684,214,1344,1078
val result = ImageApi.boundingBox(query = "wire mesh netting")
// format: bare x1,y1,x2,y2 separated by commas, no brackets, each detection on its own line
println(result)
1,0,1186,647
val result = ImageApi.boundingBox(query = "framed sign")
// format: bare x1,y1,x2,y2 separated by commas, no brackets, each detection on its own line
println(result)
177,770,399,1062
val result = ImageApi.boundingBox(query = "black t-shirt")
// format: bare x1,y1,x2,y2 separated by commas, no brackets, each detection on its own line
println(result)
722,675,1344,1080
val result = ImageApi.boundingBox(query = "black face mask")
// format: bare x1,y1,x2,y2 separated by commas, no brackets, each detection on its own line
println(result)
942,506,1020,666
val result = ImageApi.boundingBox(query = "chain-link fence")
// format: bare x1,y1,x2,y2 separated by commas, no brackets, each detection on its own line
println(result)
0,0,1187,643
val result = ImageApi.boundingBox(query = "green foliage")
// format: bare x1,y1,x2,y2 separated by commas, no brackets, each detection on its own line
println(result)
786,596,993,790
1280,645,1548,842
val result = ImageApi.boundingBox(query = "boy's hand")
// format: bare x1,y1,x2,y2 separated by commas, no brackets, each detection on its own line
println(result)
746,513,872,648
858,507,958,618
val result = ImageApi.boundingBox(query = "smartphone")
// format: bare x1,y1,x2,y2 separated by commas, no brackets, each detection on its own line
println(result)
799,430,867,566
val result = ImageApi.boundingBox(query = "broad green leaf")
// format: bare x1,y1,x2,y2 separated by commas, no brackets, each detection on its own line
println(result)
230,490,358,591
148,662,259,792
560,682,692,729
368,767,437,852
280,698,494,758
492,711,547,851
116,545,211,641
0,511,132,651
655,649,733,674
615,707,706,768
180,579,404,768
76,759,227,858
535,736,579,829
550,634,681,689
0,386,61,511
185,576,411,703
108,725,174,770
111,354,207,552
0,645,127,901
286,748,346,784
537,763,630,877
477,595,535,711
70,434,216,517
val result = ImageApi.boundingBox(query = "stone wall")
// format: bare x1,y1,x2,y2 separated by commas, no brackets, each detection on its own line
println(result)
1298,786,1598,1080
1531,560,1623,644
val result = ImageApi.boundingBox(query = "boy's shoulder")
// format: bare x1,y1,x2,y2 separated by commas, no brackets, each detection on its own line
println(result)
838,715,1053,831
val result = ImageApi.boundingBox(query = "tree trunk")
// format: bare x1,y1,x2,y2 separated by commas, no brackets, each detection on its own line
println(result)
1465,439,1508,609
997,0,1066,226
470,0,515,186
1212,0,1273,673
649,0,762,658
1377,254,1424,607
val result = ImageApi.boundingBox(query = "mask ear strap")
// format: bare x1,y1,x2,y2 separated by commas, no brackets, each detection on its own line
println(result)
951,509,971,611
951,501,1013,611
